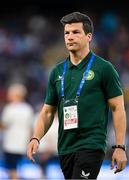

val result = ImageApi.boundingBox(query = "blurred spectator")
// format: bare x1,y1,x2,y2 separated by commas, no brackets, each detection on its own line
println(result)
0,83,34,179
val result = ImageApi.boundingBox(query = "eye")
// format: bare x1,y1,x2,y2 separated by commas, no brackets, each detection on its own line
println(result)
73,30,80,34
64,31,69,35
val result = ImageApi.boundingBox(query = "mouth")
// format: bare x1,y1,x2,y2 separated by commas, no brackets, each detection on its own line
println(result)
67,42,76,46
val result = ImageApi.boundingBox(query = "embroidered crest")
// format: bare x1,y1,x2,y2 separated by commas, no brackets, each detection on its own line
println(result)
86,70,94,80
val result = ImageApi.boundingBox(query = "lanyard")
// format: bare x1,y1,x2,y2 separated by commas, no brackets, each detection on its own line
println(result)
61,54,95,98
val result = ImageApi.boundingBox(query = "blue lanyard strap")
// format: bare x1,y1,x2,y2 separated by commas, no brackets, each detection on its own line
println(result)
61,54,95,98
61,60,67,98
76,54,95,97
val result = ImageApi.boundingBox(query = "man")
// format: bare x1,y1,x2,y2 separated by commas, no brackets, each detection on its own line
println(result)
1,83,34,179
27,12,127,179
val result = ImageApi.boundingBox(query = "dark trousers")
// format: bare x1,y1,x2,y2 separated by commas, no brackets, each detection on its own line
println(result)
59,149,105,179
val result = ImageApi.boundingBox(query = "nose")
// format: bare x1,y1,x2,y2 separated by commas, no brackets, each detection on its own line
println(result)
67,32,74,40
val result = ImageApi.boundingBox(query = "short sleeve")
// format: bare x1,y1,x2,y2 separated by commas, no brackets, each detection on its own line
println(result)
1,106,10,125
44,68,58,106
102,62,123,99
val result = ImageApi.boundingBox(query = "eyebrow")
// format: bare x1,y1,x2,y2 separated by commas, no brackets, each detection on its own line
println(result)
64,29,81,33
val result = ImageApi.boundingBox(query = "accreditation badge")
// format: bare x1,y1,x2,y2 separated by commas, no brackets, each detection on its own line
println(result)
63,99,78,130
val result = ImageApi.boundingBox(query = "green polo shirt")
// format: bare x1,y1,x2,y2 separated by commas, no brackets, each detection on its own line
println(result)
45,51,122,155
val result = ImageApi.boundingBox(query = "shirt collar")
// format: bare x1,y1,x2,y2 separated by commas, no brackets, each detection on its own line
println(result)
68,50,94,69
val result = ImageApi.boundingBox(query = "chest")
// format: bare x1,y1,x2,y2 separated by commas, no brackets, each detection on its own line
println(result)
55,66,102,99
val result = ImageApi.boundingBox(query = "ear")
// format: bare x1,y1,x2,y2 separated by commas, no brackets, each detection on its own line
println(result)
87,33,92,42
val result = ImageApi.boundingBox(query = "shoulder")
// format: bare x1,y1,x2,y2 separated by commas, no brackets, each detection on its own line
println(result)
1,103,14,119
48,58,67,79
94,54,117,72
2,103,13,112
95,54,112,66
52,59,66,71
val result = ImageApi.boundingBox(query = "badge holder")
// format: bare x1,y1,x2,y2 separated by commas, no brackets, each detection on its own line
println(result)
63,97,78,130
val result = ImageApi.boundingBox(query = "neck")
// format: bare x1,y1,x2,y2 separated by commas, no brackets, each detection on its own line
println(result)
69,48,90,65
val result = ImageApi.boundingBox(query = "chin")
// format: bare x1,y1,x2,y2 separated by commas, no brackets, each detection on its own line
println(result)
67,47,77,52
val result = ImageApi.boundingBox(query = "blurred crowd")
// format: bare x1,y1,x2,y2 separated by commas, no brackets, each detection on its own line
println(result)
0,9,129,179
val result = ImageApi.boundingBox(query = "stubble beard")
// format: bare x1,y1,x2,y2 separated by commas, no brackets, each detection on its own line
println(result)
66,44,79,53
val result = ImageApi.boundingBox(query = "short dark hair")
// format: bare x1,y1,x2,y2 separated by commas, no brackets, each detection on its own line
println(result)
60,12,94,34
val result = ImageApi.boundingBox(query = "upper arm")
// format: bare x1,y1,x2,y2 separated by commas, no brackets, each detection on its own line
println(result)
102,62,122,99
44,68,58,106
42,104,57,115
1,107,10,125
108,95,125,111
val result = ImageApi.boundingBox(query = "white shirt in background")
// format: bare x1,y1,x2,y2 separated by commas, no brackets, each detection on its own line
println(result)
1,102,34,154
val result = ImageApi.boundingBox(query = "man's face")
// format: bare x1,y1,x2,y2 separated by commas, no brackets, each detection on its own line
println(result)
64,22,92,52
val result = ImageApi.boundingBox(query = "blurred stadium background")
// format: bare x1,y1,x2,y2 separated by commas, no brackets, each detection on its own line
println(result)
0,0,129,179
